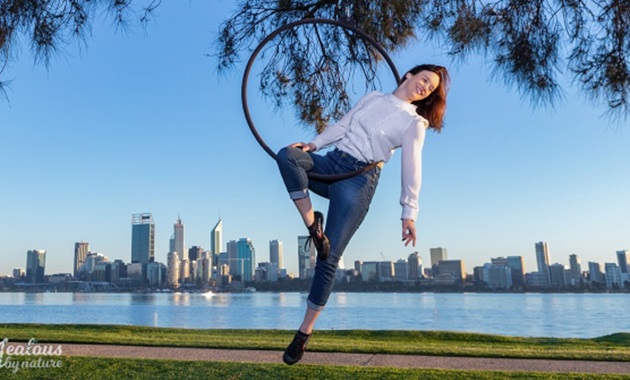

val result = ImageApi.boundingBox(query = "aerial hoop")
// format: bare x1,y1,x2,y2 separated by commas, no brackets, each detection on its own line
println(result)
241,18,400,182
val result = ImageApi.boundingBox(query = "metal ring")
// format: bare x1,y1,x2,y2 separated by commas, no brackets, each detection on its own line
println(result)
241,18,400,181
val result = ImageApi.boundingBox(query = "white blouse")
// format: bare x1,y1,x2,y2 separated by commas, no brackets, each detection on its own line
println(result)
311,91,428,221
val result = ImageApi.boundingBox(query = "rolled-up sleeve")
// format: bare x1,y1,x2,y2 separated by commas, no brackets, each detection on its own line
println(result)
400,120,427,221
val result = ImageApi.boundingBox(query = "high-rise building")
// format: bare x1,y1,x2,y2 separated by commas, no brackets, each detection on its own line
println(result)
588,261,604,283
255,262,279,282
481,263,512,289
407,252,422,280
377,261,395,281
180,258,190,283
211,219,223,255
535,241,550,276
147,262,165,287
12,268,25,279
227,240,238,276
605,263,622,288
394,259,408,281
167,251,180,288
26,249,46,283
430,247,448,267
507,256,525,288
436,259,465,282
110,260,126,284
360,261,379,282
491,256,525,288
616,250,629,274
269,239,284,269
198,250,212,283
74,242,89,279
298,235,316,279
189,246,203,262
84,252,108,275
170,217,186,261
235,238,256,282
131,213,155,264
548,263,566,287
569,254,582,284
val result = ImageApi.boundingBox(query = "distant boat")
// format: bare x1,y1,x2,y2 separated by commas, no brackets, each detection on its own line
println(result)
245,287,257,293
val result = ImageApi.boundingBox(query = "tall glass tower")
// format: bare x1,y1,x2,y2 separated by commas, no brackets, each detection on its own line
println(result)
170,217,186,261
74,241,89,279
236,238,256,282
269,239,283,269
569,254,582,280
131,213,155,264
617,250,629,273
26,249,46,283
211,219,223,255
535,241,550,275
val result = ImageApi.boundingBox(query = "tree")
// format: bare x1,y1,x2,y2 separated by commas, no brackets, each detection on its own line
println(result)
216,0,630,129
0,0,160,101
1,0,629,128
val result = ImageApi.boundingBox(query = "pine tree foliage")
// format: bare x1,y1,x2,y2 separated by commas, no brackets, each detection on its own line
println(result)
1,0,629,125
0,0,160,101
216,0,629,126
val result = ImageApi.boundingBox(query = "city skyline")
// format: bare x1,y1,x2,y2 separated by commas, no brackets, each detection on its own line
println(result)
1,1,628,278
5,213,629,283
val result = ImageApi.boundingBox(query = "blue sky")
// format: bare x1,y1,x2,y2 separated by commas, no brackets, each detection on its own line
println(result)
1,1,628,277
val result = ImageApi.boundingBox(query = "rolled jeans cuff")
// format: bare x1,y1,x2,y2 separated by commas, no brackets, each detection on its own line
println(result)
306,297,325,312
289,189,309,200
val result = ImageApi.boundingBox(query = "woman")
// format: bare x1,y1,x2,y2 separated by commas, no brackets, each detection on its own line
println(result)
276,64,450,365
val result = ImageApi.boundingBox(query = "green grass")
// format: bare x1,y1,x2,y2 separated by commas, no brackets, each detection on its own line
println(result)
0,356,627,380
1,324,629,362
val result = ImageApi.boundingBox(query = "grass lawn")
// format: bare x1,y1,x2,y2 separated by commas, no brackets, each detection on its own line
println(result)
1,324,629,361
0,356,628,380
1,324,629,379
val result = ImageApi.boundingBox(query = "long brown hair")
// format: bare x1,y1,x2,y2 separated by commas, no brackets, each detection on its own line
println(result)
399,64,450,132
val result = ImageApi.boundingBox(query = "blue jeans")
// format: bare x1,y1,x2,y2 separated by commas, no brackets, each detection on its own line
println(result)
276,147,381,311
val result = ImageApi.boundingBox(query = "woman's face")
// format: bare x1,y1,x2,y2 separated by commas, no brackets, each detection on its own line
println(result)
400,70,440,102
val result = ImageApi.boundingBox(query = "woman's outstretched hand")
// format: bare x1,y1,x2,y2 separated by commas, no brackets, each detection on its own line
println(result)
289,142,316,152
402,219,416,247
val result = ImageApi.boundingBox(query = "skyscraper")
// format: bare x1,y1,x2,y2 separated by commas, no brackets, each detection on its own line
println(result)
188,246,203,262
26,249,46,283
227,240,238,276
616,250,629,274
236,238,256,282
430,247,447,267
548,263,566,287
167,251,180,288
269,239,284,269
605,263,622,288
535,241,550,275
170,217,186,261
569,254,582,284
588,261,603,283
74,241,89,279
131,213,155,264
394,259,409,281
506,256,525,288
407,252,422,280
298,235,316,279
211,219,223,255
